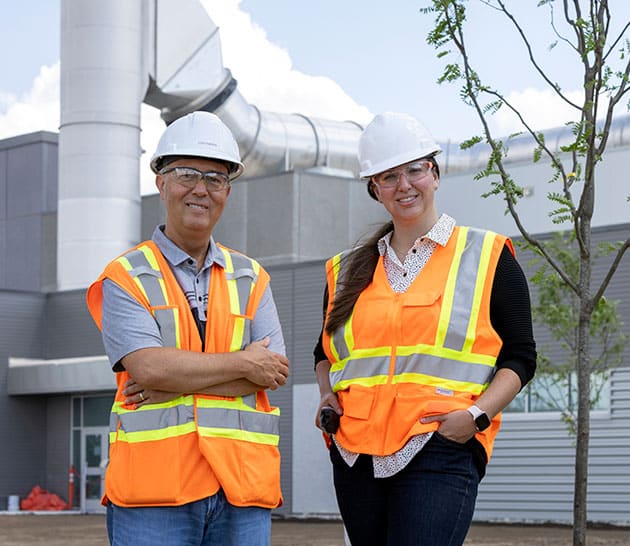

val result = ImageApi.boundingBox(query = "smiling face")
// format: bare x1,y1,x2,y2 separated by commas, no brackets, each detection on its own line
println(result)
156,157,231,255
371,159,439,231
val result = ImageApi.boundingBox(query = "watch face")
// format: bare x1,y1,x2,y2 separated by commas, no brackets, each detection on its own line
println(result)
475,413,491,431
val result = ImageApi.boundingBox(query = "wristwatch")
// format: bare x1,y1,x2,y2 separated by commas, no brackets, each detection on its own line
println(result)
466,405,491,432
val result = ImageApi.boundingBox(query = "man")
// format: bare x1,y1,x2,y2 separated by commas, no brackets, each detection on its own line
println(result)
87,111,289,546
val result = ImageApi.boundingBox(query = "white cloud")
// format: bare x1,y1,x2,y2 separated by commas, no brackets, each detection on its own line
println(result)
491,87,584,136
0,63,60,139
201,0,372,123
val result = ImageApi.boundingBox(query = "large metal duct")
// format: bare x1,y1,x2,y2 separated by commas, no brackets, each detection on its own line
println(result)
142,0,364,178
58,0,147,290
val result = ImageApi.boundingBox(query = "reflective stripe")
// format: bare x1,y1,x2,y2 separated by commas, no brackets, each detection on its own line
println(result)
440,228,494,353
111,397,196,444
197,408,280,438
219,247,258,351
116,246,179,348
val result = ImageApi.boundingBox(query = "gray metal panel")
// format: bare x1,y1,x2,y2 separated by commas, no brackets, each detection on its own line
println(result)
140,193,166,242
7,141,47,218
45,290,105,359
46,395,72,499
42,141,58,214
0,291,48,499
5,216,42,291
41,212,57,291
0,220,5,289
0,149,6,220
291,262,327,385
267,266,294,515
475,366,630,524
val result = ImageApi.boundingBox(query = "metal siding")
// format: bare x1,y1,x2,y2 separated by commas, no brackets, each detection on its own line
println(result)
291,262,327,385
0,292,48,500
46,395,72,500
45,290,105,359
266,266,295,515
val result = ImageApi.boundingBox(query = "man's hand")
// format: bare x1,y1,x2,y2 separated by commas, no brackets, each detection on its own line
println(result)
242,337,290,390
123,378,182,408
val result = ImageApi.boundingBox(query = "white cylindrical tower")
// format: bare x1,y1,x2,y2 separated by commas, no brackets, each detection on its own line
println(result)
58,0,147,289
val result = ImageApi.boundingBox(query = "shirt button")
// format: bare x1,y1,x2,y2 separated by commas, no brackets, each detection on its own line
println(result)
198,297,202,302
412,248,417,253
196,279,199,284
403,272,407,277
187,259,194,265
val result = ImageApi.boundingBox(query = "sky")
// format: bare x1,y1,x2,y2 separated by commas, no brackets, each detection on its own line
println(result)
2,0,630,194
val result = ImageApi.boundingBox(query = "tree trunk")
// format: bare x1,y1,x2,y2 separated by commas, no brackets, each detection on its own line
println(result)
573,245,593,546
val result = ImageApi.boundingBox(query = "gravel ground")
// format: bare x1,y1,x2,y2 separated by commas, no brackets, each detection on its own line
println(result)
0,513,628,545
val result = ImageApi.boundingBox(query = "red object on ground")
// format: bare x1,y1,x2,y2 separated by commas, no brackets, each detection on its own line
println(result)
20,486,67,511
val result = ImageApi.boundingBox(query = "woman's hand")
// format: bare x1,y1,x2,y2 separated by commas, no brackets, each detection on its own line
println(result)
123,378,182,408
420,409,477,444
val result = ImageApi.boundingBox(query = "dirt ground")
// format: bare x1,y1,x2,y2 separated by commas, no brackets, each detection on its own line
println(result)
0,514,629,546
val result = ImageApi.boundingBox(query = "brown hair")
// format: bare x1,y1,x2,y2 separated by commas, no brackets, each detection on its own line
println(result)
325,221,394,334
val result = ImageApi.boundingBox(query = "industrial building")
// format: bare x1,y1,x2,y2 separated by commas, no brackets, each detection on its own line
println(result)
0,0,628,525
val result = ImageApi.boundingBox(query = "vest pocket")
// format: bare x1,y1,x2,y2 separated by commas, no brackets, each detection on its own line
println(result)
341,386,375,420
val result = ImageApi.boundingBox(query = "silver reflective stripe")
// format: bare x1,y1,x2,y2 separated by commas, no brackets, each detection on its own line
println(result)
241,394,257,408
153,309,178,348
396,353,494,385
109,410,119,433
442,229,486,352
241,319,252,348
330,352,493,387
330,356,390,387
227,253,258,315
118,404,194,433
124,248,177,346
197,407,280,436
125,249,167,306
332,329,351,361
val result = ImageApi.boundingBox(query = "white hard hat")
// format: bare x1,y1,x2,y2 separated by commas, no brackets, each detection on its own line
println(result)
358,112,442,178
150,111,244,179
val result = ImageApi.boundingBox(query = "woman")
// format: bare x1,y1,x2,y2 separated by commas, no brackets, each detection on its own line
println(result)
313,112,536,546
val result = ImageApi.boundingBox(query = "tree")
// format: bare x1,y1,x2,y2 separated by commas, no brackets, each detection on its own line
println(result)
422,1,630,545
526,232,627,434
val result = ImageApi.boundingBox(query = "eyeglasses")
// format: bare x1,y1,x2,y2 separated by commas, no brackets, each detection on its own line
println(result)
373,160,434,188
159,166,231,192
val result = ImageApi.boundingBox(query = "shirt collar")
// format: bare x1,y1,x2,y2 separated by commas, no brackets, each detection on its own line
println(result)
151,225,226,270
377,213,456,256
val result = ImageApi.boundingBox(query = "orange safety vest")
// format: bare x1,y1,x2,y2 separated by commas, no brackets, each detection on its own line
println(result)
86,240,282,508
322,226,513,461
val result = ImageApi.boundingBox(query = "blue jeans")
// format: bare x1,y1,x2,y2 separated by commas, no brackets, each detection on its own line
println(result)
331,433,481,546
106,489,271,546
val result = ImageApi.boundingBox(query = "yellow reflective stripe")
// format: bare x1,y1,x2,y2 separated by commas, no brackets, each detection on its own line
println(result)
329,346,392,373
435,227,467,347
230,316,245,352
138,244,160,271
333,375,389,392
197,427,279,446
330,253,342,296
343,312,355,356
138,245,170,305
462,231,495,353
114,421,197,443
116,256,150,302
220,248,241,316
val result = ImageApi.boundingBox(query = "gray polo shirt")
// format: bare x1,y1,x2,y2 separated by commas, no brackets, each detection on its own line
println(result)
101,225,286,371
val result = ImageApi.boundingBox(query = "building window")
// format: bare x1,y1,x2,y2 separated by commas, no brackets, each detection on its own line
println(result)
504,371,610,413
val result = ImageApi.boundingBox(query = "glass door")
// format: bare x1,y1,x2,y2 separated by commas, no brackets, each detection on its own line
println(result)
81,427,109,513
